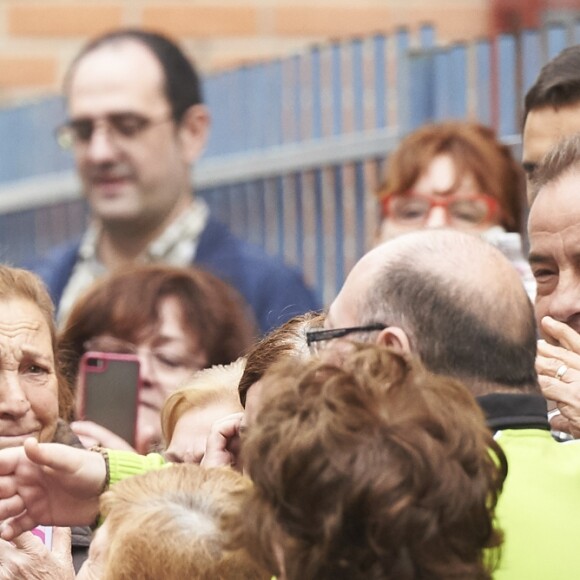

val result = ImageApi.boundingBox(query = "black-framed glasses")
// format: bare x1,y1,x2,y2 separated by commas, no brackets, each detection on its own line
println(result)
306,323,387,348
55,112,173,150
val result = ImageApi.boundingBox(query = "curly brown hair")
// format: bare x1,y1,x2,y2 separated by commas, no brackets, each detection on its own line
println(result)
241,345,506,580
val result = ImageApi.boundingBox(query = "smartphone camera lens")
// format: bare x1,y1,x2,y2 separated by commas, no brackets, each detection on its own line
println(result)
87,357,105,369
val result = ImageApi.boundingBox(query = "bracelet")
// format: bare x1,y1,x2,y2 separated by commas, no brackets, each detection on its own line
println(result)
90,446,110,495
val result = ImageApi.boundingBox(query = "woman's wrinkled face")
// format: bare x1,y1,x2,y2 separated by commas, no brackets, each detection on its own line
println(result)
0,298,59,448
78,295,208,453
378,154,501,243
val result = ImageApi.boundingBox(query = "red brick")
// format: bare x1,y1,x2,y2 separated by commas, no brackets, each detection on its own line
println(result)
9,3,123,37
143,5,258,37
0,56,57,87
273,5,488,41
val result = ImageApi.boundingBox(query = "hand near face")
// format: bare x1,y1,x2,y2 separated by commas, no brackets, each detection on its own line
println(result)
200,412,244,472
71,421,136,453
0,439,105,540
536,316,580,437
0,527,75,580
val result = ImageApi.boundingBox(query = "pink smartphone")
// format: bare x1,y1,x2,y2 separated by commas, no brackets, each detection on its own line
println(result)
78,352,141,447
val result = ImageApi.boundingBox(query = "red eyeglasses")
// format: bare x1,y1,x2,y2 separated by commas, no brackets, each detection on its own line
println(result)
381,192,500,227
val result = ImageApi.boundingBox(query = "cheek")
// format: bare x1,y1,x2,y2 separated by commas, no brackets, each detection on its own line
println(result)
28,379,59,420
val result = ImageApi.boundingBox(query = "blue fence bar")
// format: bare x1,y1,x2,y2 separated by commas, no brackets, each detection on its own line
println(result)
574,18,580,44
546,22,568,60
448,44,467,120
521,29,542,98
352,38,365,133
475,39,492,127
497,34,518,136
408,48,434,130
372,35,387,129
395,28,410,133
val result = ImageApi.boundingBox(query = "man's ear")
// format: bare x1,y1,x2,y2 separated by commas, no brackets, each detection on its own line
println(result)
177,104,210,163
376,326,413,356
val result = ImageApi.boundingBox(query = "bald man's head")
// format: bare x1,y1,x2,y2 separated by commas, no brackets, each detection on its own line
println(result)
329,230,538,394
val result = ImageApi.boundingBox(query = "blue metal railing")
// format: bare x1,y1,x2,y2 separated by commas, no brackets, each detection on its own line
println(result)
2,18,580,302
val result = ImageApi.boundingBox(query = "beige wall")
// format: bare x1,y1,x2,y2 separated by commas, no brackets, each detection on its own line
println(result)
0,0,489,103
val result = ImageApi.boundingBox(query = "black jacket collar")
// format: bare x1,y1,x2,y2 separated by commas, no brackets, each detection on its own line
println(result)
476,393,549,431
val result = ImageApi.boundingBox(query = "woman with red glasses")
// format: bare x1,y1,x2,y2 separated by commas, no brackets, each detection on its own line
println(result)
375,121,534,296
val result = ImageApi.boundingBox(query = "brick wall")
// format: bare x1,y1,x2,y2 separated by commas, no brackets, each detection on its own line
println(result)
0,0,490,103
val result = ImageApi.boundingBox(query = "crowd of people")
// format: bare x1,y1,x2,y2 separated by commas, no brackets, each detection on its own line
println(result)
1,25,580,580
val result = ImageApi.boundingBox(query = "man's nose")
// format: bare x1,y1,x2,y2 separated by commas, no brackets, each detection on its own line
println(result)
0,373,31,419
546,273,580,323
424,206,448,229
85,124,118,164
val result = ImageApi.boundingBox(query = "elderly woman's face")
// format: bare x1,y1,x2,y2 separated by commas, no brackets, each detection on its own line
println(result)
378,153,501,243
0,298,59,448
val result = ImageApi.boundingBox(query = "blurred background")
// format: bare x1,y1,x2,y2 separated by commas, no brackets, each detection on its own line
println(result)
1,0,580,304
0,0,576,103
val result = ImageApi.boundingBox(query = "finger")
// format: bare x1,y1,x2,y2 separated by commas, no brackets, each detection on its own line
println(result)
11,530,43,552
72,422,134,452
0,447,23,477
538,375,578,406
0,513,38,542
0,475,18,499
536,355,580,382
211,413,244,439
541,317,580,351
76,435,100,450
51,527,71,557
537,340,569,360
0,495,25,522
71,421,110,439
23,439,80,475
537,341,580,370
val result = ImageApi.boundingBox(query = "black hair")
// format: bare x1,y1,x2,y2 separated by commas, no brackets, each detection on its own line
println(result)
65,28,203,121
524,45,580,126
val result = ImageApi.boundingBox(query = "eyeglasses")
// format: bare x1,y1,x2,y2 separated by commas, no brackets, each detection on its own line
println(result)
382,192,500,227
83,336,204,377
55,112,173,150
306,323,386,353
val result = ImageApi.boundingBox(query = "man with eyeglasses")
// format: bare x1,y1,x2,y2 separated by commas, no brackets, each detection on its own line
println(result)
30,29,319,334
307,228,580,580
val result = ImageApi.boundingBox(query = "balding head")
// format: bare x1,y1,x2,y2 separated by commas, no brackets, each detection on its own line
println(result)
329,230,538,394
